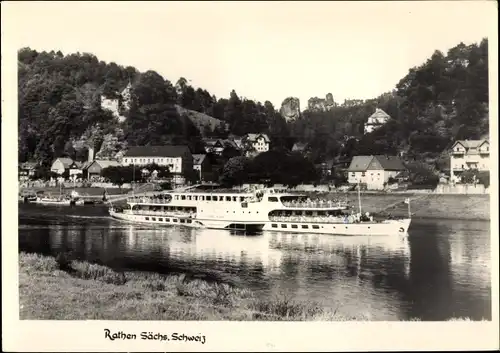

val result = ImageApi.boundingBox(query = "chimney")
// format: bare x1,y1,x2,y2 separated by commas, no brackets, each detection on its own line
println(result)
88,147,94,163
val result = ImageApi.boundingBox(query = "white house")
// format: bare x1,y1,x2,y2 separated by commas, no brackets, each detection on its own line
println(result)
450,139,490,182
364,108,391,134
122,145,193,184
347,155,406,190
50,157,74,175
100,82,132,123
243,133,270,157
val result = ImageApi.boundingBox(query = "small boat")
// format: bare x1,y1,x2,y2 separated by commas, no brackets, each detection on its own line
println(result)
19,191,37,203
32,184,84,206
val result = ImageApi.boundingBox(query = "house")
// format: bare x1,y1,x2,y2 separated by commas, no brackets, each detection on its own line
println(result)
68,161,85,179
242,133,270,157
122,145,194,185
347,155,406,190
192,154,212,182
450,139,490,182
50,157,74,175
100,82,132,123
202,139,225,155
19,161,37,180
85,160,121,180
364,108,391,134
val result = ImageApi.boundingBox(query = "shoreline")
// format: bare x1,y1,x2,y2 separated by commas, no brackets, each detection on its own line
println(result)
18,252,485,321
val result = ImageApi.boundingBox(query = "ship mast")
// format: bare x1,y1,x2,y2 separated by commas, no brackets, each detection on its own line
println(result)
357,181,362,215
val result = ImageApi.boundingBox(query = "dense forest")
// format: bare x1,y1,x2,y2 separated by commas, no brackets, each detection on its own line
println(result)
18,38,489,175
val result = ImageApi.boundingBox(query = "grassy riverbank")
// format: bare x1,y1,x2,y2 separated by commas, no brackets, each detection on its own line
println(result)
324,193,490,221
19,186,131,196
19,252,355,320
19,252,485,321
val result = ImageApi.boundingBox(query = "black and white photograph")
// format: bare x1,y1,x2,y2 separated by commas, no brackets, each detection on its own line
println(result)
2,1,498,351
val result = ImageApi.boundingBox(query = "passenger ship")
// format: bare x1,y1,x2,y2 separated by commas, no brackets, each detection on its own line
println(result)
109,185,412,236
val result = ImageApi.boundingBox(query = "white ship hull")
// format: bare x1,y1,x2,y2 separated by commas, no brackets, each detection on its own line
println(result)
110,209,265,231
109,209,410,236
109,185,413,236
263,218,411,236
33,198,84,206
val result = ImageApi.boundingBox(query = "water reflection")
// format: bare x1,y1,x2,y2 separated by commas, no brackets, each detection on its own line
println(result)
18,204,491,321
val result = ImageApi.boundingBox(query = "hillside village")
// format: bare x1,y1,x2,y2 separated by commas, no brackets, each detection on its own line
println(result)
18,38,490,194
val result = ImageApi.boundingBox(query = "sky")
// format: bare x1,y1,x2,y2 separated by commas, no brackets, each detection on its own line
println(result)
3,1,496,110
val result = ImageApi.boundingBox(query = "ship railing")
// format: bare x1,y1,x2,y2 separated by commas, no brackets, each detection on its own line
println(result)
269,214,373,224
127,210,194,217
128,197,171,204
282,200,348,209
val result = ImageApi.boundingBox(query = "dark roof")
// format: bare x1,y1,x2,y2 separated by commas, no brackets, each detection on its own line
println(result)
347,156,373,172
124,145,192,158
192,154,206,165
245,133,270,142
373,155,406,171
347,155,406,172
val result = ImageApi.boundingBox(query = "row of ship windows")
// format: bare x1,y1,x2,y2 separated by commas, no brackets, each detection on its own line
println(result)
175,195,248,202
272,224,321,230
144,216,192,224
271,224,367,230
174,195,279,202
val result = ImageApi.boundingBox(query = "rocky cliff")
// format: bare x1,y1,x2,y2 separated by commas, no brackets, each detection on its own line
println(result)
307,93,337,112
280,97,301,121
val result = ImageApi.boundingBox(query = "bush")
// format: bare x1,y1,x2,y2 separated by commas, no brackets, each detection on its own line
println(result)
406,161,439,188
71,261,127,285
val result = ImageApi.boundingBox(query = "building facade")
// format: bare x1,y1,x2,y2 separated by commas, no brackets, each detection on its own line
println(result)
85,160,120,180
450,139,489,182
243,133,270,157
347,155,406,190
50,157,74,175
122,145,194,184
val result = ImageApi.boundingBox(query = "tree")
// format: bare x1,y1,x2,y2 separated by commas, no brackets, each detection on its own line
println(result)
219,156,251,187
101,166,137,187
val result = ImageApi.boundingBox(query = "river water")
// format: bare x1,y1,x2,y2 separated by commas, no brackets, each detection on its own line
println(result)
18,203,491,321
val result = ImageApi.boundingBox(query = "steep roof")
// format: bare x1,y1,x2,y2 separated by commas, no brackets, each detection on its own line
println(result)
367,108,390,123
347,156,374,172
124,145,192,158
292,142,308,151
192,154,206,165
95,160,120,168
245,133,270,142
347,155,406,172
453,139,489,149
54,157,74,168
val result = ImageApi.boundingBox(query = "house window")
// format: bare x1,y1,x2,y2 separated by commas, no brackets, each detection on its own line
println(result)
272,224,277,228
291,225,298,229
301,225,308,229
226,196,231,201
361,172,366,177
281,224,287,228
312,225,320,229
124,159,128,163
